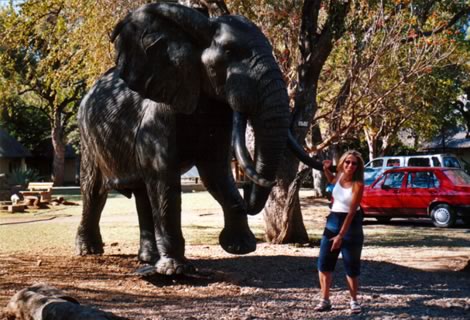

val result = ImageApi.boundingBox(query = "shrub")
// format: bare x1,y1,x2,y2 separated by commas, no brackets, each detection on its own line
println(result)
8,168,44,186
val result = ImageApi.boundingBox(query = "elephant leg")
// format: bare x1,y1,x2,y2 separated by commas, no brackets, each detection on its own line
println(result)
75,159,108,256
197,161,256,255
146,179,193,275
133,188,159,263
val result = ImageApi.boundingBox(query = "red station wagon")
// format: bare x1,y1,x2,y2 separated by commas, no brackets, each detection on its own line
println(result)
361,167,470,228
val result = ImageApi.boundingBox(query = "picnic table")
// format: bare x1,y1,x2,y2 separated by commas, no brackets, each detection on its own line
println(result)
19,182,54,204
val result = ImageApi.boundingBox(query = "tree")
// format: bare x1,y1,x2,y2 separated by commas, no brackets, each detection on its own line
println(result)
225,0,470,243
0,0,88,185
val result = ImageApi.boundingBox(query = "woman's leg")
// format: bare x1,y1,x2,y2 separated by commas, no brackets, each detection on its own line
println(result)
341,237,363,301
346,275,359,301
317,233,340,302
319,271,333,300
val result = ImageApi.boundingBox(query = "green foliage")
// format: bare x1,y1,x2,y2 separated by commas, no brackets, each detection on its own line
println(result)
407,63,469,141
0,96,50,151
8,168,44,186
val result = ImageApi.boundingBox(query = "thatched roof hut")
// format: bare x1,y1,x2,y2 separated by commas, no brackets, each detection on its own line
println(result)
0,128,31,158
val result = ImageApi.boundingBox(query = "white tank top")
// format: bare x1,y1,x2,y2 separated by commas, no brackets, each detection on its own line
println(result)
331,178,358,213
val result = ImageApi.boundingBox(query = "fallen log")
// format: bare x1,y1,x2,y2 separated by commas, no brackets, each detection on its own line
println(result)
2,283,127,320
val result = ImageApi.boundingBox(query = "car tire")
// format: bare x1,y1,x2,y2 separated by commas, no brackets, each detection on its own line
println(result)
376,217,392,223
431,204,456,228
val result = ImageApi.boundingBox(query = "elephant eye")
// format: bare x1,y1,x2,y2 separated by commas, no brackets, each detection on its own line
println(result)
223,44,239,57
224,44,249,60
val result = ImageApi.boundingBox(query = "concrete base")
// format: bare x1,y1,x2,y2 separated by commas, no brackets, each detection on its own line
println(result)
7,204,26,213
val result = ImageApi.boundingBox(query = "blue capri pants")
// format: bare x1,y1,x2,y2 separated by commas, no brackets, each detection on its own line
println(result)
317,211,364,277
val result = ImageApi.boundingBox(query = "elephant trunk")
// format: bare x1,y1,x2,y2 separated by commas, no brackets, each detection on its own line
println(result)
245,69,290,215
287,131,323,171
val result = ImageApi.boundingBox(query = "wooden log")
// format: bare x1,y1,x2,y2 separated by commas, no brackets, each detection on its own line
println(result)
3,283,127,320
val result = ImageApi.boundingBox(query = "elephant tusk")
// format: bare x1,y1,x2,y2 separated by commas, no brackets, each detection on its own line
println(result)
233,112,275,188
287,130,324,171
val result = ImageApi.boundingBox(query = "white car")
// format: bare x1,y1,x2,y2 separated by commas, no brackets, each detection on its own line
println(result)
365,154,462,171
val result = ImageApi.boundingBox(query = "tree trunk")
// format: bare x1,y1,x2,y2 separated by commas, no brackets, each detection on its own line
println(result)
380,134,392,156
265,167,311,244
364,127,378,161
263,0,350,244
264,163,309,244
263,0,319,244
51,111,65,186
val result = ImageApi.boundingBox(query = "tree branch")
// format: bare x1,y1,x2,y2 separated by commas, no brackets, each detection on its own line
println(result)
402,6,470,43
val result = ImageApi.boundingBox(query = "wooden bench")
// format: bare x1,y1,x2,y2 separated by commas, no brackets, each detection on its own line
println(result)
19,182,54,203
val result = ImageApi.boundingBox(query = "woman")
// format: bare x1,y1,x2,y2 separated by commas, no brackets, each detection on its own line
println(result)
315,150,365,314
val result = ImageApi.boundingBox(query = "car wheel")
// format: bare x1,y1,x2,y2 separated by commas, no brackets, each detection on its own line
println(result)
376,217,392,223
431,204,456,228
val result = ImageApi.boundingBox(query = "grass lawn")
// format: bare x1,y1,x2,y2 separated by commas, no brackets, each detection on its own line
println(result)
0,190,273,254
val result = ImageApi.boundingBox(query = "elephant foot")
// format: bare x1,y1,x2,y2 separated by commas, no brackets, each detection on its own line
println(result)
75,233,104,256
138,246,159,264
155,257,195,275
219,225,256,254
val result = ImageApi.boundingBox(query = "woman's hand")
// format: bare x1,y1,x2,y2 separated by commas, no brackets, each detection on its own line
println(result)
330,234,343,251
323,160,332,171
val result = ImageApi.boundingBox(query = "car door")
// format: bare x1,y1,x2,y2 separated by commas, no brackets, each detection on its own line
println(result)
401,171,440,216
362,171,406,215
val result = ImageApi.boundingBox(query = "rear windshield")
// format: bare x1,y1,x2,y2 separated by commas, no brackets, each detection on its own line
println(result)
443,157,461,168
443,170,470,185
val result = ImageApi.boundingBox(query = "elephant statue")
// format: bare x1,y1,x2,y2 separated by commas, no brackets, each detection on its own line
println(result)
75,2,321,275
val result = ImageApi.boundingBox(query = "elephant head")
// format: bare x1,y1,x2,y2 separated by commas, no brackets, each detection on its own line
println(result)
111,3,319,214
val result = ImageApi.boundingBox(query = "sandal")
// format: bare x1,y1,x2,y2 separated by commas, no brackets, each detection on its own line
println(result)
314,299,332,312
350,300,361,314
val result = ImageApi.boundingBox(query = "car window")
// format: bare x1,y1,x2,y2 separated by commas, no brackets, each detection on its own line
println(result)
407,171,440,188
386,159,400,167
370,159,383,168
381,172,405,189
443,169,470,185
372,174,386,189
408,158,430,167
432,157,441,166
443,157,461,168
365,168,383,186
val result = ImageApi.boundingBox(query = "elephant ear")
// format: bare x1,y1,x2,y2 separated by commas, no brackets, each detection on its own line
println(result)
111,4,205,114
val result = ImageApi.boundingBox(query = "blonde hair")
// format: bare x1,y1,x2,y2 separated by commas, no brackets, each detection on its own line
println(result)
337,150,364,189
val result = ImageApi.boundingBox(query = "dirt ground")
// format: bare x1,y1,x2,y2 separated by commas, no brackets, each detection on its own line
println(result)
0,191,469,319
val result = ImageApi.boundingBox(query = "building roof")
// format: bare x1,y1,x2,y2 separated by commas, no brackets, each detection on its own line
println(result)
423,130,470,150
0,128,32,158
32,139,77,159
